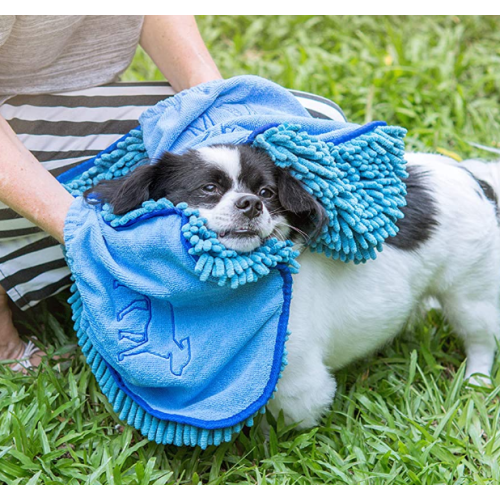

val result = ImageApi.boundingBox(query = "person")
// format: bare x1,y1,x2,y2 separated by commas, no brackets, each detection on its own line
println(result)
0,15,222,369
0,15,345,371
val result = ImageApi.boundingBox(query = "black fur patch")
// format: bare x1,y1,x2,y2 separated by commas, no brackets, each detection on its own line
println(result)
237,144,278,191
385,165,439,251
476,178,498,206
451,165,499,221
84,150,236,214
464,168,499,209
471,177,500,224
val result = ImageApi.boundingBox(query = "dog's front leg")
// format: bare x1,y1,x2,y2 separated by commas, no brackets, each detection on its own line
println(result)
266,343,337,429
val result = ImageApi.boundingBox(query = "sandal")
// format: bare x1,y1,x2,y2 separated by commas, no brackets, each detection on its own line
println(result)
10,340,42,372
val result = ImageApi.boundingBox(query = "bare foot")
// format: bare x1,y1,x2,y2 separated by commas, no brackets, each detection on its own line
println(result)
0,287,45,371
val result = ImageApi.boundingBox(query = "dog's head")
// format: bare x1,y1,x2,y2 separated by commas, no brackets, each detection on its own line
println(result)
85,144,325,252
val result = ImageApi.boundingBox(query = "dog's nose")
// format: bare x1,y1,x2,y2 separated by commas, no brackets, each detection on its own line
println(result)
235,195,263,219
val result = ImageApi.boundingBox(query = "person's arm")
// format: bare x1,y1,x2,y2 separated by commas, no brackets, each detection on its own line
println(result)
0,16,220,245
139,15,222,92
0,114,74,244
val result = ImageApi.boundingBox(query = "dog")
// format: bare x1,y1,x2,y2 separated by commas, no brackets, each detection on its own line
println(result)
85,145,500,429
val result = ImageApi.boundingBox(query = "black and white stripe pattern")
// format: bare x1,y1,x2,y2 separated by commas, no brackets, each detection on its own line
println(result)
0,82,346,310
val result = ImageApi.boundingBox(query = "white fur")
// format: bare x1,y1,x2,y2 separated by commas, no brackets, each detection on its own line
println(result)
196,146,287,253
198,188,277,253
267,153,500,428
198,146,242,179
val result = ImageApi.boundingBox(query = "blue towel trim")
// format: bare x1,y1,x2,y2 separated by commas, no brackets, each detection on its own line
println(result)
252,123,407,263
56,128,140,184
59,121,390,186
59,128,148,194
245,122,281,143
324,120,387,145
103,207,183,230
245,120,387,145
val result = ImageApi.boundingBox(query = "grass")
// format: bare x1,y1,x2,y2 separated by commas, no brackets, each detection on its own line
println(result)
1,15,500,485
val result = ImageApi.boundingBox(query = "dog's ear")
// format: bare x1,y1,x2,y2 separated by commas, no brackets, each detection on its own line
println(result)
276,168,327,242
84,162,159,215
84,152,178,215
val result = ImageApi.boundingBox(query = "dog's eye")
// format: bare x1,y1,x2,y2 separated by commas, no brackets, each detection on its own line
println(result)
202,184,218,193
259,187,275,199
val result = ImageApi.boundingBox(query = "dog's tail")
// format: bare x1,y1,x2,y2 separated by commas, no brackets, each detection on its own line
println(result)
460,144,500,198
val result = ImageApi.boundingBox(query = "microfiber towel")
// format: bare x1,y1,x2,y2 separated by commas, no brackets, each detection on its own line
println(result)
62,75,407,448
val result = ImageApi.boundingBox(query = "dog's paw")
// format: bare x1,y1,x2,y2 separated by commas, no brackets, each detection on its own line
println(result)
465,372,493,389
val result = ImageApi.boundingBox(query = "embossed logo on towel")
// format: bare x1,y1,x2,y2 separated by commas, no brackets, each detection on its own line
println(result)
113,280,191,376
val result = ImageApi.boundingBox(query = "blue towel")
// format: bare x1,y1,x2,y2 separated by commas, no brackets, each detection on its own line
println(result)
64,197,291,448
62,75,407,448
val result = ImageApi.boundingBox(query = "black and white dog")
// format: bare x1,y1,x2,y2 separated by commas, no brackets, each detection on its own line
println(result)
86,146,500,429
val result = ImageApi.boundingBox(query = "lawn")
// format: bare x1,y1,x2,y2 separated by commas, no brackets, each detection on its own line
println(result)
1,15,500,485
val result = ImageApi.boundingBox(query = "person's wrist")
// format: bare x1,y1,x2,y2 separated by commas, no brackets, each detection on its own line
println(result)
52,192,75,245
182,69,223,91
